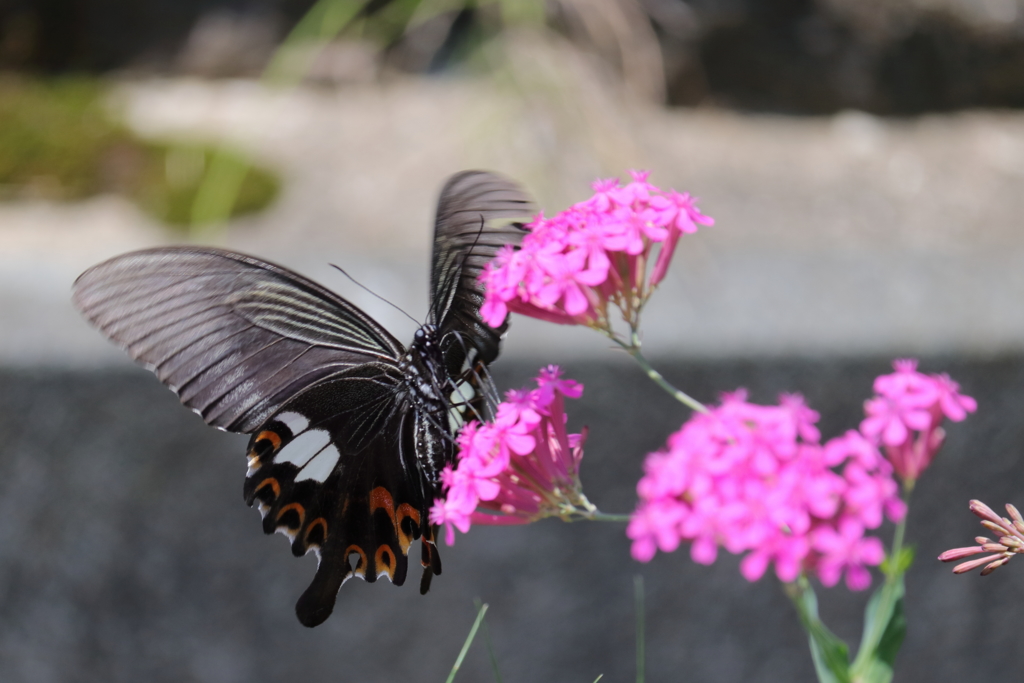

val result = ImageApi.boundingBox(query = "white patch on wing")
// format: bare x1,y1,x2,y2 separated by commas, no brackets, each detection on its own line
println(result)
448,380,476,431
450,381,476,405
274,429,331,467
295,443,341,482
257,501,270,519
277,411,309,435
460,347,479,373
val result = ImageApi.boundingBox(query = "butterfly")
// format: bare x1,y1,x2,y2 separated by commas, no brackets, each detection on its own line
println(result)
72,171,535,627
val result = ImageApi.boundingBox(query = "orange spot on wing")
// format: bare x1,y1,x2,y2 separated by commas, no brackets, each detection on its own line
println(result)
254,430,282,451
276,502,305,529
345,544,367,577
375,544,396,580
304,517,328,547
395,503,420,554
254,478,281,500
370,487,396,522
420,538,432,569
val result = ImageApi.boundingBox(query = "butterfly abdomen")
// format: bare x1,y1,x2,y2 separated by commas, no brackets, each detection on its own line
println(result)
400,324,456,484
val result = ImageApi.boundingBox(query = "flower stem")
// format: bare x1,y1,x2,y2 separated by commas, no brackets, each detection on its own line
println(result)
635,575,646,683
630,349,709,414
567,493,632,522
607,330,709,413
583,511,633,523
851,487,913,674
786,576,851,682
446,602,488,683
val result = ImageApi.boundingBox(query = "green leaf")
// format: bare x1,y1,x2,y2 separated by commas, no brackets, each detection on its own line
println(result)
496,0,546,25
851,576,907,683
264,0,364,84
792,583,851,683
875,593,907,668
855,658,894,683
880,545,915,576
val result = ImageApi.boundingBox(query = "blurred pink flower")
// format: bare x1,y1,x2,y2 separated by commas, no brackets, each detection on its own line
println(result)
430,366,590,545
860,359,976,482
812,517,885,590
628,390,902,590
480,171,713,331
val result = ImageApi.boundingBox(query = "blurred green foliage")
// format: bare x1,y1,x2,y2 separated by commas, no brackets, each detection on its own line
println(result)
0,76,279,229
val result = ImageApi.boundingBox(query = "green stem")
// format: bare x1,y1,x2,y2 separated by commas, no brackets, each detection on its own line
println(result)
582,511,633,523
630,348,708,414
607,331,708,414
635,575,646,683
474,598,503,683
446,603,489,683
851,485,913,673
786,577,816,630
787,576,852,683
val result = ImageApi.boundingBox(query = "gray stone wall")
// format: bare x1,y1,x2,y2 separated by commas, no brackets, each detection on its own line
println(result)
0,358,1020,682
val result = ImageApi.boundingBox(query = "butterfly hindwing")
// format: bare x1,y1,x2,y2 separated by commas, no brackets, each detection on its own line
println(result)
242,362,451,627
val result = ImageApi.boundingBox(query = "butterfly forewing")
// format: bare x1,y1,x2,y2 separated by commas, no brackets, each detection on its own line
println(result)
429,171,535,375
72,247,404,433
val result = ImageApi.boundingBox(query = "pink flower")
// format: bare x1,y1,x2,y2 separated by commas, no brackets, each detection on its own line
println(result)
860,360,975,482
933,373,978,421
480,171,712,331
628,391,903,591
738,524,812,583
647,190,714,286
939,500,1024,575
627,497,689,562
812,518,885,590
431,367,591,544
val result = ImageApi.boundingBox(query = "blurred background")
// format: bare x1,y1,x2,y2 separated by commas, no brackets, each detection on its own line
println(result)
1,0,1024,681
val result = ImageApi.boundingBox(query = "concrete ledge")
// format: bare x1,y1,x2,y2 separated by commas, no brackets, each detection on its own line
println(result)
0,357,1019,682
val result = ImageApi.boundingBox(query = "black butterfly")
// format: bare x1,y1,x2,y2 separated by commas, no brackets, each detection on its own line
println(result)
72,171,535,627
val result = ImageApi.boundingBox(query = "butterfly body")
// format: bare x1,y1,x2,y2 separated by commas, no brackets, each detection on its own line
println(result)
72,171,535,627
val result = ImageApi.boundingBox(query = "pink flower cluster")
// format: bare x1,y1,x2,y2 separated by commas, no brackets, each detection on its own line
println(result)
430,367,588,546
860,359,976,483
480,171,713,329
628,390,906,590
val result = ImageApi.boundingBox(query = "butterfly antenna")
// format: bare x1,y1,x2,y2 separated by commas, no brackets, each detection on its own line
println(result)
424,363,479,428
329,263,419,325
457,331,501,414
445,377,486,426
